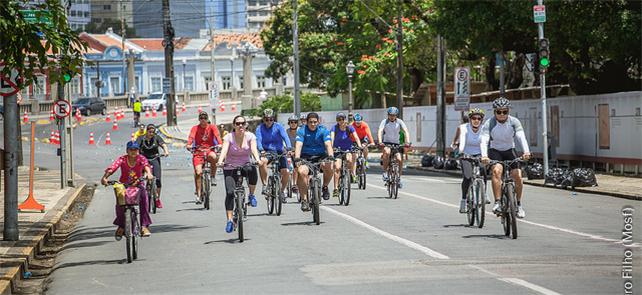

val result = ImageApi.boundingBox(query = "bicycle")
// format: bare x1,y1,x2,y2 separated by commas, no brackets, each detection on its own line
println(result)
191,146,219,210
460,156,487,228
107,180,142,264
228,162,256,242
382,143,407,199
488,158,527,239
297,156,333,225
334,147,360,206
354,143,370,190
263,152,288,216
145,154,166,214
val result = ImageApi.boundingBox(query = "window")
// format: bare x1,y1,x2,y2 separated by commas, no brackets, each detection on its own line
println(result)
151,77,162,93
70,10,76,17
135,76,140,92
33,76,46,95
282,77,287,86
70,77,81,95
184,76,194,91
257,76,266,88
84,11,89,18
109,76,120,95
202,72,212,90
222,76,231,90
248,0,258,6
259,0,269,6
239,76,244,89
89,77,98,96
103,5,111,10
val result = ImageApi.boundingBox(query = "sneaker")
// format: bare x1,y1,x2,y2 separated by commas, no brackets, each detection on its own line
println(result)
459,199,467,213
279,191,287,203
114,227,125,241
141,227,151,237
262,186,269,196
351,175,357,183
332,189,340,198
398,181,403,189
492,202,501,214
322,186,330,200
301,201,310,211
365,161,369,169
382,172,389,182
291,186,299,195
211,176,217,186
249,194,257,207
195,194,202,204
225,220,234,233
517,206,526,218
155,199,163,209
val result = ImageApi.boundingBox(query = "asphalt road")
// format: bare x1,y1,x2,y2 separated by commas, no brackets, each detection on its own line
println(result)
16,110,641,295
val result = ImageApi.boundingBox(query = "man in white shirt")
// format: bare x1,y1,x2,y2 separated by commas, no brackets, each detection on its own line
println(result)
481,97,531,218
377,107,410,187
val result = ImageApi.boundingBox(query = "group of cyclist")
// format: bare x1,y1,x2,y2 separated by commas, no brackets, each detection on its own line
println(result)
102,96,531,238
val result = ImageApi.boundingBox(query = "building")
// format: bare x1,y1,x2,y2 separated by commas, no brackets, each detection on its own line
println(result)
246,0,280,31
89,0,133,29
132,0,207,38
211,0,247,30
68,0,91,31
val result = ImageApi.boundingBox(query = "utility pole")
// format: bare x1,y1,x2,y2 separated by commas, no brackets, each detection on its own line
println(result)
537,0,549,174
435,35,446,158
3,93,19,241
162,0,176,126
120,0,127,102
499,51,505,96
396,0,404,119
210,28,217,121
292,0,301,116
127,50,135,97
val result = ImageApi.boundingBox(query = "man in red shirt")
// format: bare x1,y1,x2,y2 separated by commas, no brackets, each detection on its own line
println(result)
186,112,223,203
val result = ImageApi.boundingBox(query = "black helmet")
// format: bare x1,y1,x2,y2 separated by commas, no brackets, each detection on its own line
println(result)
336,112,347,120
492,97,511,109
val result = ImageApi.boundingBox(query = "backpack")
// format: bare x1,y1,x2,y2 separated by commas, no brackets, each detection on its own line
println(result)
488,117,517,141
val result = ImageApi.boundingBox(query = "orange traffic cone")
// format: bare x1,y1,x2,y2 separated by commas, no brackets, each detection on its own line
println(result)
23,111,29,123
131,133,135,142
231,103,237,112
105,132,112,145
197,106,202,113
106,114,111,122
112,121,118,130
88,132,95,145
181,103,186,112
49,109,55,121
54,131,60,145
162,105,167,116
219,103,225,112
49,131,56,145
145,108,150,118
152,108,157,118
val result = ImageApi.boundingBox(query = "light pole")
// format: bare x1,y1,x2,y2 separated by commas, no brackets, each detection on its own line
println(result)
346,60,355,113
182,58,186,92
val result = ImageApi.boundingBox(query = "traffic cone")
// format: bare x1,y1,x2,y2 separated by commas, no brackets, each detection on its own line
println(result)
231,103,237,112
181,103,186,112
106,114,111,122
23,111,28,123
49,109,54,121
219,103,225,112
152,108,157,118
54,131,60,145
75,109,82,122
88,132,95,145
112,121,118,130
131,133,135,142
105,132,112,145
115,108,121,120
145,107,150,118
162,105,167,116
197,106,202,113
49,131,56,145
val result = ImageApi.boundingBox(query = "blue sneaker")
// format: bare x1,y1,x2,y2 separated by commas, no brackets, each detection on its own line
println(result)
249,194,257,207
225,220,234,233
398,181,403,189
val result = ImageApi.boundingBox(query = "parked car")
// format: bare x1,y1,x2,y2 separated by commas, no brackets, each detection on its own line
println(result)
72,97,106,116
141,92,178,112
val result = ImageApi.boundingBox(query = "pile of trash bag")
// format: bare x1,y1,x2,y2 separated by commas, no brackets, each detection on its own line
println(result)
545,167,598,188
444,158,459,170
432,156,445,169
421,154,434,167
525,163,545,180
570,168,598,187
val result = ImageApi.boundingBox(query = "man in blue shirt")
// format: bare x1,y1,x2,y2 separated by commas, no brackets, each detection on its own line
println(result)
256,109,292,203
294,112,334,211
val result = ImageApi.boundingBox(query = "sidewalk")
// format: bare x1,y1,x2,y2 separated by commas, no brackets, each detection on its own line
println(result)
0,167,86,295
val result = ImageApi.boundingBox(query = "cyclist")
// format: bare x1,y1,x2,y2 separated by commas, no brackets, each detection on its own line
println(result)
132,123,146,140
347,112,355,124
351,113,375,170
133,98,142,127
101,141,153,237
216,115,261,233
186,111,222,204
331,112,360,197
456,108,488,213
293,112,334,211
377,107,410,187
481,97,531,218
286,115,300,195
298,113,307,127
256,109,292,203
136,124,169,209
219,123,229,138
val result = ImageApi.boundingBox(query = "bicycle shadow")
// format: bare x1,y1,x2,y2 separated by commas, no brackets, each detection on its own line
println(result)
280,221,325,226
443,224,470,228
461,234,510,240
245,213,270,217
204,238,251,244
175,207,205,212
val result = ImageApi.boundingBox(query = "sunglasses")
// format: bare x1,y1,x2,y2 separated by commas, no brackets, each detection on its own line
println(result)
470,116,482,121
264,118,274,122
308,120,319,124
495,110,509,115
336,118,345,122
235,121,247,126
288,121,298,124
199,117,208,120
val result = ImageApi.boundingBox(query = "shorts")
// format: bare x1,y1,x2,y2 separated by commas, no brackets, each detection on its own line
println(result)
265,151,288,170
488,148,520,170
383,142,403,154
193,150,216,167
301,154,327,164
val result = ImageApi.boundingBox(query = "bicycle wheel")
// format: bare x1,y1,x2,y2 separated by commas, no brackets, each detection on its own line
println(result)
203,172,211,210
507,184,518,239
236,192,244,242
391,165,399,199
312,179,320,225
343,170,351,206
267,177,275,215
275,175,282,216
124,207,133,263
466,185,475,226
132,210,138,260
338,174,345,205
150,181,157,214
475,179,486,228
501,188,511,237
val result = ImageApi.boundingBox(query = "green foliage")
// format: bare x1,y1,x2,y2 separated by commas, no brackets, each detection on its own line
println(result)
0,0,86,88
250,92,322,117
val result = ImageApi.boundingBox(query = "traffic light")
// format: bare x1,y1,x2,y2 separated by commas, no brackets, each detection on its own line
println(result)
538,38,550,71
63,73,72,83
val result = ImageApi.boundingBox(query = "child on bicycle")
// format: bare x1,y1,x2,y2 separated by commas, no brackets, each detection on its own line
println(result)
101,141,154,238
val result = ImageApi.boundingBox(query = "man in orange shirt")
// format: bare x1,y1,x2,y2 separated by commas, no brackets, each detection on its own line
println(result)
187,112,223,203
351,113,375,171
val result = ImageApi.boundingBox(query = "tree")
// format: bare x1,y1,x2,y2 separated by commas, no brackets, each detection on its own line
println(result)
250,92,322,117
0,0,86,87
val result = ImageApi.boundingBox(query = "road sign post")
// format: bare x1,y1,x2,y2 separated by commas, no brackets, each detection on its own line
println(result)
3,93,19,241
533,5,546,23
536,0,549,175
0,65,21,98
454,67,471,111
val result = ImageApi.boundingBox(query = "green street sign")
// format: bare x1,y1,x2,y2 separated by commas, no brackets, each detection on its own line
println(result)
533,5,546,23
20,10,52,26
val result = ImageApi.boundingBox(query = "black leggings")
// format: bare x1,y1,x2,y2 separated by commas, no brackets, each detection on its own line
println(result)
148,157,162,188
461,158,486,200
223,166,258,210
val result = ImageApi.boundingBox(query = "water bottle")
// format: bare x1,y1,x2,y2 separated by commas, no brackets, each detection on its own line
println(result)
287,157,293,173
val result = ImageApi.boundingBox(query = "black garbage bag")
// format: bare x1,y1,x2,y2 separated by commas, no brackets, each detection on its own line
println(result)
545,168,565,186
526,163,545,180
558,169,574,188
444,158,459,170
421,154,434,167
432,156,445,169
571,168,598,187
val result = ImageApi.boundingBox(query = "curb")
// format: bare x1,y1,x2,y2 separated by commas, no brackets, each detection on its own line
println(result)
158,125,188,143
408,166,641,201
0,182,87,295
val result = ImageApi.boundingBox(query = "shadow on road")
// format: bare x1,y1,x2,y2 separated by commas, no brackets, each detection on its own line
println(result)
245,213,269,217
280,221,324,226
175,208,205,212
204,238,250,244
443,224,469,228
66,224,203,243
51,259,125,273
461,234,509,240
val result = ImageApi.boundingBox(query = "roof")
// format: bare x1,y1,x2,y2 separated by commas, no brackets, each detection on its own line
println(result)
202,32,263,50
126,37,191,51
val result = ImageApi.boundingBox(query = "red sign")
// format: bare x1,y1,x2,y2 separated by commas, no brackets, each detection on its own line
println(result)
53,100,72,119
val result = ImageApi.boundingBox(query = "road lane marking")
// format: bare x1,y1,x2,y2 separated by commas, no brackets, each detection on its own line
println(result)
368,183,639,247
404,177,451,183
497,278,562,295
321,206,450,260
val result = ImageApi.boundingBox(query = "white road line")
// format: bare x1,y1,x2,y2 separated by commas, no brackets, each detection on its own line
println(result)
368,183,637,247
321,206,450,260
404,177,448,183
497,278,562,295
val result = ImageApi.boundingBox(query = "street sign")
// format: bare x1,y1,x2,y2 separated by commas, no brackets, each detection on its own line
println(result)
209,83,219,113
0,64,21,97
533,5,546,23
454,67,470,111
53,100,71,119
162,78,171,93
20,10,52,26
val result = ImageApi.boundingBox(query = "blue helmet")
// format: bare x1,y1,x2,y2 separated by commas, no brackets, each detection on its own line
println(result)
354,113,363,122
387,107,399,115
126,141,140,150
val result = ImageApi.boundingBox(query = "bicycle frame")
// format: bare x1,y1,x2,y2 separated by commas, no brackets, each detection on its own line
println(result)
264,152,286,215
298,157,331,225
489,158,525,239
384,144,403,199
